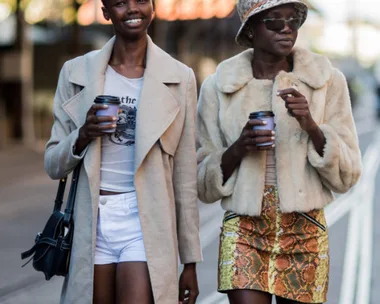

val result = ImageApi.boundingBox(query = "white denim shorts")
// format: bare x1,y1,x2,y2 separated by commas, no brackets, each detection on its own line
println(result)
94,192,147,265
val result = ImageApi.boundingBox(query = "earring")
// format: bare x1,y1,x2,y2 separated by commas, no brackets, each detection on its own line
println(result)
248,32,254,39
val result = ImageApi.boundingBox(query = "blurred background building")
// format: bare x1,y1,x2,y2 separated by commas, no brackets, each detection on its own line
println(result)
0,0,379,148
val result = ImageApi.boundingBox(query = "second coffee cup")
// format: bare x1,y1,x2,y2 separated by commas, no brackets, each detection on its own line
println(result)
94,95,121,133
249,111,275,147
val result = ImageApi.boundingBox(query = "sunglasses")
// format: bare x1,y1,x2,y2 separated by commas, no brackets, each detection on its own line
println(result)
260,17,302,32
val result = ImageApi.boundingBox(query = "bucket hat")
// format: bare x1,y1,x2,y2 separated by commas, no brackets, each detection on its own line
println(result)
236,0,308,47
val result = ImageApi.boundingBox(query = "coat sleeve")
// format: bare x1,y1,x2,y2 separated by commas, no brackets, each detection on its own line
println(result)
174,68,203,264
307,69,362,193
44,61,87,180
196,76,238,204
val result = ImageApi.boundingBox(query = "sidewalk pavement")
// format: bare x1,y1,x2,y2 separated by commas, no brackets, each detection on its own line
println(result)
0,144,64,304
0,278,62,304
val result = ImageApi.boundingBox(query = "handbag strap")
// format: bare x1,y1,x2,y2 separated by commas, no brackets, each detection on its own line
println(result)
53,177,67,212
63,163,82,227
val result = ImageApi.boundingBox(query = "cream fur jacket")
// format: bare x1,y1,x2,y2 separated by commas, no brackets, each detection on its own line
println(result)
196,47,362,216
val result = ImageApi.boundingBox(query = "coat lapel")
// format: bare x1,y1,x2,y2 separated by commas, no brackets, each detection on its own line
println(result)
62,37,116,127
134,37,181,173
61,38,115,208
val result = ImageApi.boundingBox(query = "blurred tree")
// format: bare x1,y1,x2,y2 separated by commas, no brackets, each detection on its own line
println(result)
17,0,35,145
15,0,25,50
70,0,83,56
1,0,35,144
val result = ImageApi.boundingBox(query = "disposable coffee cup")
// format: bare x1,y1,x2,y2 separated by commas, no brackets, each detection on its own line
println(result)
249,111,275,147
94,95,121,133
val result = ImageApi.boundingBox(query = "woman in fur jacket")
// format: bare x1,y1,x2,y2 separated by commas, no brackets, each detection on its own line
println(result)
196,0,362,303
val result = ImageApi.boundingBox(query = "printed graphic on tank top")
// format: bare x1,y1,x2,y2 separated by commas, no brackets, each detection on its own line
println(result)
110,93,138,146
100,66,144,193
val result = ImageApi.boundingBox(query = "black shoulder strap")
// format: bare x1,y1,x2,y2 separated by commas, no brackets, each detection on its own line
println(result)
53,177,67,212
63,163,82,226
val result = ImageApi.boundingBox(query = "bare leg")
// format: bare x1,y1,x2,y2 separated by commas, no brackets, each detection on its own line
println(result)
93,264,117,304
276,295,322,304
227,290,272,304
116,262,154,304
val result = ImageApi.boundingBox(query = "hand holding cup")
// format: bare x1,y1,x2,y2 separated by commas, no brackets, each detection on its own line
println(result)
221,112,275,183
233,113,276,159
79,104,118,141
74,96,120,155
93,95,121,133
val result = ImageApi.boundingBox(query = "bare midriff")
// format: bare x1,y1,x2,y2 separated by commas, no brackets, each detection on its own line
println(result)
99,190,129,196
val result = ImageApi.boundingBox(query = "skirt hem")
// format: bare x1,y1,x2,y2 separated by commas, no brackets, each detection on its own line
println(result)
217,288,326,304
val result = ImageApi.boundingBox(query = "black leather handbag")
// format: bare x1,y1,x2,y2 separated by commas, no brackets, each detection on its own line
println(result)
21,163,81,280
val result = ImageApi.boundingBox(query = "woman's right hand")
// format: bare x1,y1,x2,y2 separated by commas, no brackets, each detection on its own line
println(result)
232,119,275,158
73,104,118,155
221,119,275,183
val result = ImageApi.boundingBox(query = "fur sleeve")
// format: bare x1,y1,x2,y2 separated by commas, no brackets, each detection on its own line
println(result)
307,69,362,193
196,76,238,203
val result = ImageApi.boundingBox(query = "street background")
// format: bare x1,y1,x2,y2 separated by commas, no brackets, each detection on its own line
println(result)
1,0,380,303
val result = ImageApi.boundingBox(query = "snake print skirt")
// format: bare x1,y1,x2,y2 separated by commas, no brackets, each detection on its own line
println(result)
218,186,329,303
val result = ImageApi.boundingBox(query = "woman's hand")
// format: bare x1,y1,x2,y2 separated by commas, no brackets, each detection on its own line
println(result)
233,119,275,158
221,119,275,184
277,88,318,133
277,88,326,156
178,263,199,304
73,104,117,155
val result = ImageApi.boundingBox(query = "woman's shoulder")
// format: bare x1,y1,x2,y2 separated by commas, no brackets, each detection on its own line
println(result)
68,48,103,64
292,47,337,89
59,50,97,76
198,51,253,102
292,47,348,92
217,49,253,71
157,47,189,70
206,49,254,94
149,41,193,77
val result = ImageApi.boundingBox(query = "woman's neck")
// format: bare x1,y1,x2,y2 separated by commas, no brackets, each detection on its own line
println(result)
109,35,148,78
251,50,292,80
110,35,148,67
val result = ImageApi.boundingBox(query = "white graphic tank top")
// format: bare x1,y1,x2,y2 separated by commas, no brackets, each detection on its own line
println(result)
100,66,144,193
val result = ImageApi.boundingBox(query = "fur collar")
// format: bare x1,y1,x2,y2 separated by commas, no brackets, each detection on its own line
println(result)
215,47,332,93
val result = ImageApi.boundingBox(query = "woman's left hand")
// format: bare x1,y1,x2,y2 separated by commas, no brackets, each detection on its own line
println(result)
178,263,199,304
277,88,318,133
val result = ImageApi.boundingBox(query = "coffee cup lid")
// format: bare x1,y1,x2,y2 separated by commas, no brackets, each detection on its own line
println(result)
94,95,120,105
249,111,274,118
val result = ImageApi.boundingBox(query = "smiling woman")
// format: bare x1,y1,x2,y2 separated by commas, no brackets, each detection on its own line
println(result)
43,0,202,303
101,0,155,42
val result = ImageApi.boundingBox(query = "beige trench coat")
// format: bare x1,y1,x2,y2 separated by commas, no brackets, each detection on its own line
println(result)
45,36,202,304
